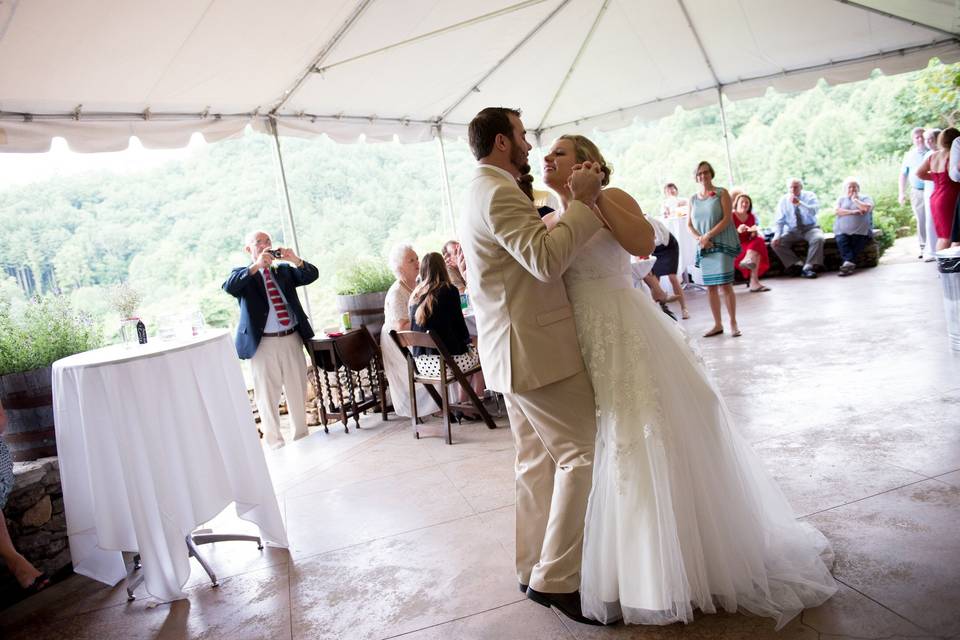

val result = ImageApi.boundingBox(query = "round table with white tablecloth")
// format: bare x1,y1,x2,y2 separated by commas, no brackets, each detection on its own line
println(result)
52,330,288,601
661,215,704,285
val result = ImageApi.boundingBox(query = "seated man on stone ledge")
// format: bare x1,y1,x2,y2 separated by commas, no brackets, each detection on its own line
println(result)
223,231,319,449
772,177,825,279
833,177,875,277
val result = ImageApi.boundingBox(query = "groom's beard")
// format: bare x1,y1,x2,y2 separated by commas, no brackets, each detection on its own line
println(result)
510,145,528,176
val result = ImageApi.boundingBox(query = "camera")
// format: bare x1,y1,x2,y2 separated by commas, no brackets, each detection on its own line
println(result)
267,249,282,259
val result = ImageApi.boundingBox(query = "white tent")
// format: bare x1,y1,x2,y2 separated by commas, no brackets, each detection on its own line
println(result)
1,0,956,152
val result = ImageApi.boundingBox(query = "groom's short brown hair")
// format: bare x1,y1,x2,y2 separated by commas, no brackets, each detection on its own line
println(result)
468,107,521,160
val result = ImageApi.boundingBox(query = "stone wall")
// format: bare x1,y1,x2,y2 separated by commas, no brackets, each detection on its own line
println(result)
1,457,70,607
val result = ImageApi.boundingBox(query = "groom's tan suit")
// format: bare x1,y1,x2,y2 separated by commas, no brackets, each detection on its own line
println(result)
460,164,602,593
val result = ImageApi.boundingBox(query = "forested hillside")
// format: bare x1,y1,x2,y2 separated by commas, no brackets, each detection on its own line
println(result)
1,59,956,335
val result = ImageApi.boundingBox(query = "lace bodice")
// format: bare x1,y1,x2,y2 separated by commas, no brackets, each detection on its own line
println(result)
563,229,631,288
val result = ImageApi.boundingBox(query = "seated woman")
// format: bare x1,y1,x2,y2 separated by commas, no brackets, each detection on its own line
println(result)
833,178,875,276
660,182,689,218
381,243,440,418
1,401,49,593
732,194,771,292
642,214,690,319
409,252,483,415
441,240,467,293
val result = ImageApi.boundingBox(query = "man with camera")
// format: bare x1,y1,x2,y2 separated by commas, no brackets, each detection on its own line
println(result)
223,230,318,449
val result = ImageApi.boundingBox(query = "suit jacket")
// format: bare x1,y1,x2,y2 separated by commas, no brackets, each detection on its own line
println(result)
222,261,319,359
459,165,603,394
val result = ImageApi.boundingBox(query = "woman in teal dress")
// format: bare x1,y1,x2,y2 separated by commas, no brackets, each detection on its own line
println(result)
687,161,741,337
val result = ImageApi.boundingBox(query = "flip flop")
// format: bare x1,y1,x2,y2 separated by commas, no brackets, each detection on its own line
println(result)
749,285,771,292
24,572,50,594
732,329,742,337
702,327,723,338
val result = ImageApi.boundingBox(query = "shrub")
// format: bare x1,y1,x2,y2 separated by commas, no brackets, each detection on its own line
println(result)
0,295,102,375
335,259,395,295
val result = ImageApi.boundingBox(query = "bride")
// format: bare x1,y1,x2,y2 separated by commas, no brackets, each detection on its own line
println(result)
542,135,837,628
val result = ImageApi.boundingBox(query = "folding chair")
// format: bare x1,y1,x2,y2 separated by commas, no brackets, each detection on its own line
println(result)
389,329,496,444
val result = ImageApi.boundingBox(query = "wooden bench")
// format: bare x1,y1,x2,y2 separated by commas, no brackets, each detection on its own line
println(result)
741,229,882,280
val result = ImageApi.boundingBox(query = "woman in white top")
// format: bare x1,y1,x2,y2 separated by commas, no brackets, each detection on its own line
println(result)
381,243,439,417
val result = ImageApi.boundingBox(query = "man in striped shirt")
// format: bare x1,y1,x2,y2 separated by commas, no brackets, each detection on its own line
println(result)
224,230,319,449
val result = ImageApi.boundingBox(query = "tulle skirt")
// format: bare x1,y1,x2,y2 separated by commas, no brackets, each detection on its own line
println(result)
568,278,836,628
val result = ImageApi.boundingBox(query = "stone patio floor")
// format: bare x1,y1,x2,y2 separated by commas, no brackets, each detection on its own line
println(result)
1,254,958,639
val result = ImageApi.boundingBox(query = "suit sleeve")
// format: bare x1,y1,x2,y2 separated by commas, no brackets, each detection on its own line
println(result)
223,266,255,297
289,261,319,286
486,182,603,283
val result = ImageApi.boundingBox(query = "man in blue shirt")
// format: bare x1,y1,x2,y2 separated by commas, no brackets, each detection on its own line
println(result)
772,178,824,278
898,127,928,258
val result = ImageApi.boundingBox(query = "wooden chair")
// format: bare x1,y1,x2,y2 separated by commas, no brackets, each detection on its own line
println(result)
326,326,388,430
389,329,496,444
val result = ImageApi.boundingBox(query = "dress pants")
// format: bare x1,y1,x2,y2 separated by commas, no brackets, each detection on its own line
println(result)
250,333,309,447
910,187,927,251
773,226,825,269
505,370,597,594
835,233,870,264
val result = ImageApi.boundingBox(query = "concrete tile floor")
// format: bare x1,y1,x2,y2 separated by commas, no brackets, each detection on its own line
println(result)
1,257,958,639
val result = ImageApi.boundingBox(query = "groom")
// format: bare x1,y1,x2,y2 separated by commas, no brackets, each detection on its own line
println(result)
458,107,605,624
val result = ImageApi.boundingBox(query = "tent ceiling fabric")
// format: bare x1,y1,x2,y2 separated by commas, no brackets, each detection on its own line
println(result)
0,0,956,152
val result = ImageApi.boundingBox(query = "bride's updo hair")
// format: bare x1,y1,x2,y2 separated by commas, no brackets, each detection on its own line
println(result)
558,135,612,186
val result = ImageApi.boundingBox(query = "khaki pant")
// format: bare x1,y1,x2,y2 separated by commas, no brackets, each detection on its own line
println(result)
250,333,309,447
505,370,597,593
910,187,927,251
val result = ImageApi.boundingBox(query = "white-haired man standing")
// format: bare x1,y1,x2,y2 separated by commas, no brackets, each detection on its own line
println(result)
223,231,318,449
772,178,824,279
899,127,929,258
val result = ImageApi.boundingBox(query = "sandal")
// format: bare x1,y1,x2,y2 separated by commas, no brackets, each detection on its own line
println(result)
702,327,724,337
24,572,50,594
681,308,690,320
749,285,771,292
732,329,742,337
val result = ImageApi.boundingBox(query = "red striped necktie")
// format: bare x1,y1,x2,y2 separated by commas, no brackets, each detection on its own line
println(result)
262,269,291,326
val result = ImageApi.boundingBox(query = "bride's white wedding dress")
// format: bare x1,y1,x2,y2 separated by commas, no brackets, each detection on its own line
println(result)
565,228,836,628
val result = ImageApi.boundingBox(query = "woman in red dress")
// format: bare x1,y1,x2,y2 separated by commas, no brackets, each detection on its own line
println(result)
732,194,771,292
917,128,960,252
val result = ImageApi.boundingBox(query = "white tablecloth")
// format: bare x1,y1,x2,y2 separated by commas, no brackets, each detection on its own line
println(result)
662,215,704,284
52,330,288,601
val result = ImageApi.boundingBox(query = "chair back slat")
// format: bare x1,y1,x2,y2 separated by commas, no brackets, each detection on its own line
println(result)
333,326,378,371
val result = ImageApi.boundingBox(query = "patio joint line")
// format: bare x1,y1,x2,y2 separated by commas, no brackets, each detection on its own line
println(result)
282,460,443,501
378,598,530,639
288,512,482,565
826,577,941,638
799,476,938,519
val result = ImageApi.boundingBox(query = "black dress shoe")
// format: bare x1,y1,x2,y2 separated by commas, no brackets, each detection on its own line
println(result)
526,587,604,626
519,582,528,594
786,264,803,277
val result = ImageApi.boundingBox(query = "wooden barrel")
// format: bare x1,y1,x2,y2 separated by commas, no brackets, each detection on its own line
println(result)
337,291,388,340
0,366,57,461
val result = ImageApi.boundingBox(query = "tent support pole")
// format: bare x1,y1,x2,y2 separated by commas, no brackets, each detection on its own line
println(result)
269,118,312,320
436,127,456,236
716,86,735,186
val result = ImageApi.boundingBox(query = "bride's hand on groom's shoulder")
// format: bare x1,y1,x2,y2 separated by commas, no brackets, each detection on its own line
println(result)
568,161,603,207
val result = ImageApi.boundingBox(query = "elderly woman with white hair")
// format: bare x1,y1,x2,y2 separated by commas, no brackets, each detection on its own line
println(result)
381,243,439,417
834,178,875,276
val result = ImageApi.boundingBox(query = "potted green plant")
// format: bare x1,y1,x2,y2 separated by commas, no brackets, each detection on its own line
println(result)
334,259,395,338
0,295,102,461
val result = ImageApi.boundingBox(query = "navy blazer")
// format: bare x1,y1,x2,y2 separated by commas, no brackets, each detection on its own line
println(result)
222,261,319,359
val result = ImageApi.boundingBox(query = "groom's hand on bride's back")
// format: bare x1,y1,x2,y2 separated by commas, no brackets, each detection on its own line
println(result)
568,161,603,207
